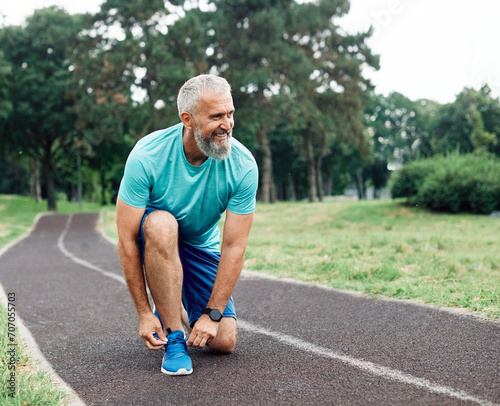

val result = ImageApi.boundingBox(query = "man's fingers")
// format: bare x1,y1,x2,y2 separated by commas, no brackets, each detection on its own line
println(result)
187,332,212,348
187,319,218,347
187,334,197,347
156,330,167,342
139,312,168,350
141,332,166,350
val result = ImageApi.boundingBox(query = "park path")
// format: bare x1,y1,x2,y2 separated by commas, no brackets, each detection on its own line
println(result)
0,213,499,406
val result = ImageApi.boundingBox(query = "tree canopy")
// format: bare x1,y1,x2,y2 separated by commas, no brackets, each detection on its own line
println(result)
0,0,499,210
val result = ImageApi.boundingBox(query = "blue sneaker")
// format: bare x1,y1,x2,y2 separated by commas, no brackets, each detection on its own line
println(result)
161,328,193,376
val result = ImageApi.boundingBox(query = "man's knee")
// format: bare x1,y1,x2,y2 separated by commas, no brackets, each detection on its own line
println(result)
143,210,178,244
209,319,238,353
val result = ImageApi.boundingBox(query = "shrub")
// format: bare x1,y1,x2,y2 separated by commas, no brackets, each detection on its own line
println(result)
390,153,500,214
390,156,445,199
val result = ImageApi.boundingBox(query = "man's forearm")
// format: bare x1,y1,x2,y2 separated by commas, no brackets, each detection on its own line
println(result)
117,240,152,316
207,244,246,312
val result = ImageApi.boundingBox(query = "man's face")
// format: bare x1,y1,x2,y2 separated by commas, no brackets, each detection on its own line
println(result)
192,91,235,161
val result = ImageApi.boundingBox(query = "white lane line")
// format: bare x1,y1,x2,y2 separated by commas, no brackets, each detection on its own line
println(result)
59,214,499,406
238,320,498,406
58,215,126,286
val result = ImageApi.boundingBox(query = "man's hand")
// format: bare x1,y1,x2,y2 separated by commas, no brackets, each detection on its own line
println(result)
139,311,167,350
187,315,219,348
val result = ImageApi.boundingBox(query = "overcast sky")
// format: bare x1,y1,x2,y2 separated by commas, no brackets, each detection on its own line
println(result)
1,0,499,104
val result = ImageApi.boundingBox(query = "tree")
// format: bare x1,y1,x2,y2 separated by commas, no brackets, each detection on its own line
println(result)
364,92,439,164
285,0,379,201
0,8,85,210
432,86,499,156
67,0,212,203
92,0,210,136
209,0,305,203
362,92,443,198
68,11,134,205
210,0,378,202
0,49,20,195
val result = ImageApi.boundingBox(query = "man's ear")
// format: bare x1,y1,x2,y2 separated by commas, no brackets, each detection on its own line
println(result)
181,112,194,130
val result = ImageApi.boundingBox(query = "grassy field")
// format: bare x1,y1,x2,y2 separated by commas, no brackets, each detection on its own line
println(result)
0,195,103,405
241,199,500,318
101,198,500,319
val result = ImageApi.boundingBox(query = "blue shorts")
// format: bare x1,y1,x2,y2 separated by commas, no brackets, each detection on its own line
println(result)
139,207,236,327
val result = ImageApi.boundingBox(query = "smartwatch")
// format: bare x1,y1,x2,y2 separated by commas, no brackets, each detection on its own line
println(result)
202,308,222,322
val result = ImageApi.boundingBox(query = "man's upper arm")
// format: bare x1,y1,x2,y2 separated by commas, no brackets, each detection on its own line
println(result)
116,197,146,244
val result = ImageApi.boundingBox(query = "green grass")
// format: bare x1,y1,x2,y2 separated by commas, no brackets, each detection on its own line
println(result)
0,194,104,405
237,199,500,318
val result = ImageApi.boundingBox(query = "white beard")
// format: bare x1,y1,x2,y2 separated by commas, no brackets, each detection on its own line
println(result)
194,123,232,161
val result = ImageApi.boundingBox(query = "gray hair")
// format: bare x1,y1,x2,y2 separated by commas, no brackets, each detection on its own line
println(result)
177,74,231,118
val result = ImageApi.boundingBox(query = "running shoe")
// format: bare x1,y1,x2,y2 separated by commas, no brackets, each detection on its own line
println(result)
161,328,193,376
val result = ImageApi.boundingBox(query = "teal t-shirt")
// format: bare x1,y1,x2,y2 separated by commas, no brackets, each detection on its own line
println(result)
118,123,258,251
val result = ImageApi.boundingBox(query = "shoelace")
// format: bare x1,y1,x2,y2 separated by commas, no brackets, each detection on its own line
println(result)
166,334,188,358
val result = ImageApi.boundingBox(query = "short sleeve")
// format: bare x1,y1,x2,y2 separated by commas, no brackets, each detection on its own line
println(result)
118,149,151,208
227,163,258,215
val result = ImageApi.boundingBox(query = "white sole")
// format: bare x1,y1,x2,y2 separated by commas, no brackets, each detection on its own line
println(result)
161,367,193,376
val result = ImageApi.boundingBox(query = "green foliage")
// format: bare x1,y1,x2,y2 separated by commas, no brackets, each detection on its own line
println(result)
419,154,500,214
1,2,500,206
390,156,445,199
0,50,12,124
211,0,378,202
391,153,500,214
0,8,86,210
432,86,500,156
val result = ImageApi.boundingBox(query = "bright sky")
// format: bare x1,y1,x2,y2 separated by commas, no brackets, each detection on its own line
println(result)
1,0,499,104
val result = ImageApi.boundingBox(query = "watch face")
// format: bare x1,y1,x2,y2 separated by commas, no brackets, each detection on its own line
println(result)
209,309,222,321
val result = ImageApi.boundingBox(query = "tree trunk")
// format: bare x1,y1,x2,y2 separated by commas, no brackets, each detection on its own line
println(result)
42,149,57,211
316,130,329,201
287,174,296,201
324,176,333,197
257,124,274,203
305,123,317,203
30,158,42,203
354,168,367,200
316,157,324,202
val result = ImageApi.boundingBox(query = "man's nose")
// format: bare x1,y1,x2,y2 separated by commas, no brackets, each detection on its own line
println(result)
221,114,234,130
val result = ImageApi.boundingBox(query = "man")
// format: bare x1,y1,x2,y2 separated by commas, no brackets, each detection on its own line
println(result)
116,74,258,376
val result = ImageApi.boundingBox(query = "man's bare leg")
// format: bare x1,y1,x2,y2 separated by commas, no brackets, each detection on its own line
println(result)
143,211,184,333
143,210,236,353
181,306,192,333
208,318,238,353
